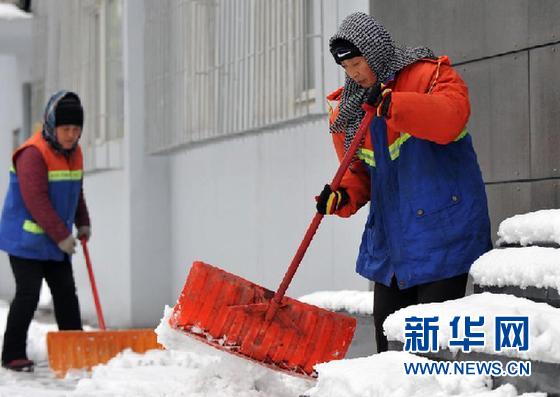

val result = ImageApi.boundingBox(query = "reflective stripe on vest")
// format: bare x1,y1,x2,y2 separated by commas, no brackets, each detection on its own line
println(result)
390,128,469,161
9,167,83,182
48,170,83,181
23,219,45,234
358,128,468,166
389,134,413,161
454,128,468,142
357,147,375,167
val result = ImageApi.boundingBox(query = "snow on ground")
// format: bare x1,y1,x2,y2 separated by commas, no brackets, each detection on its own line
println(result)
298,290,373,315
0,298,548,396
384,292,560,363
0,3,31,20
497,209,560,246
0,300,57,364
307,351,544,397
470,246,560,290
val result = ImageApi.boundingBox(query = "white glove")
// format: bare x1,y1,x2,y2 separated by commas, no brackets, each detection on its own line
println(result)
58,234,76,255
77,225,91,242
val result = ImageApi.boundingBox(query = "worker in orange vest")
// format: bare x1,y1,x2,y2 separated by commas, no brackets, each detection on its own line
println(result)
0,91,91,372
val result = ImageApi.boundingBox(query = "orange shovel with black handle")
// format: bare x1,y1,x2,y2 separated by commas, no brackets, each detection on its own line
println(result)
47,238,162,377
169,109,376,377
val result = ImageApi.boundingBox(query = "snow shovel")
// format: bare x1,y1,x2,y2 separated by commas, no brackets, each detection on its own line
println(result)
47,238,162,377
169,110,376,377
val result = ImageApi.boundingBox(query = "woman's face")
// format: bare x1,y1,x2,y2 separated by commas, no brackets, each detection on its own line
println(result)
341,56,377,88
55,125,81,150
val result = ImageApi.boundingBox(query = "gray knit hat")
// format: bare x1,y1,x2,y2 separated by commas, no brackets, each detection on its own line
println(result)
329,12,436,152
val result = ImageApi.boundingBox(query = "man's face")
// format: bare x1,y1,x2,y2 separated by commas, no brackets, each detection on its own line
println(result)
55,125,81,150
341,56,377,88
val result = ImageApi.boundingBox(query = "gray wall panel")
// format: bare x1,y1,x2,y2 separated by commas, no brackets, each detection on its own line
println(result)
486,183,531,243
459,53,530,183
370,0,529,63
531,179,560,210
486,180,560,243
530,44,560,179
528,2,560,47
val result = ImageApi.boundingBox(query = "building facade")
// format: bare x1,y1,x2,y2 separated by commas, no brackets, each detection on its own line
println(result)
1,0,558,328
0,0,370,328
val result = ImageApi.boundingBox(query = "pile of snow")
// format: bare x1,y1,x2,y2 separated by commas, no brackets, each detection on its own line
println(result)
73,347,311,397
77,306,540,397
497,209,560,246
70,321,540,397
298,290,373,315
384,293,560,363
0,298,550,396
0,3,31,20
77,305,313,397
307,351,543,397
470,247,560,290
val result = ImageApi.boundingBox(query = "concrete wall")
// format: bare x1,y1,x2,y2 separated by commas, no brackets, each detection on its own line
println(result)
123,0,171,327
72,170,130,327
0,55,21,300
0,16,32,301
38,0,172,329
370,0,560,241
169,116,369,299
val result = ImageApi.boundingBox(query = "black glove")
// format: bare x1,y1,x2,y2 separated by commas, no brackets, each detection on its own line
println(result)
316,184,349,215
365,83,392,117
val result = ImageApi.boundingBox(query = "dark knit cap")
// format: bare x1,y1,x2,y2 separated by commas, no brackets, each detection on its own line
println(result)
330,38,362,64
55,93,83,127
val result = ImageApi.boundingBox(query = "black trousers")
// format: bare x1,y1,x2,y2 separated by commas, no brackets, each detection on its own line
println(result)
2,255,82,364
373,272,468,353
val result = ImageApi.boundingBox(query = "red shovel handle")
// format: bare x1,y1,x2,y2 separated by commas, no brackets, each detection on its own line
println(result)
80,238,107,330
265,110,375,321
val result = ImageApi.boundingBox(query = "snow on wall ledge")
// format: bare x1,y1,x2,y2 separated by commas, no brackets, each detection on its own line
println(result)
0,3,31,20
470,247,560,290
497,209,560,246
383,293,560,364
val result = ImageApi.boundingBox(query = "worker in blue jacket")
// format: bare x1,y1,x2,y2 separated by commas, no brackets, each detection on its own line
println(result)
317,12,492,352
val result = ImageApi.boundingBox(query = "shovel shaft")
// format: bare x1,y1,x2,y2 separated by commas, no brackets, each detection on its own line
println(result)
81,238,106,330
266,111,375,322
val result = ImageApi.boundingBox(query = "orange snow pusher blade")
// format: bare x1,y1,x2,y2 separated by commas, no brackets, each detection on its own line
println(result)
47,239,162,377
168,112,375,377
47,329,162,377
169,261,356,377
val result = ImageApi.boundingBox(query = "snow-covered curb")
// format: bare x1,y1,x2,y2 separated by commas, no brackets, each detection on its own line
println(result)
470,247,560,290
384,293,560,364
497,209,560,246
298,290,373,315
